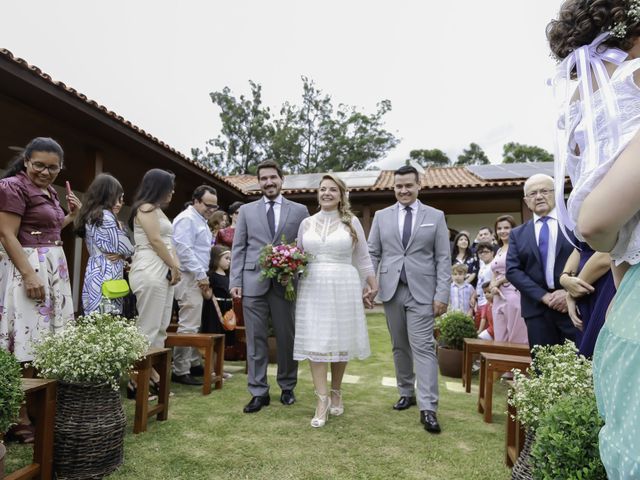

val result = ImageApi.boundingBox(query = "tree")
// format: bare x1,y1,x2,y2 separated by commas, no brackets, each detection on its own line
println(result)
456,142,490,166
195,77,399,175
502,142,553,164
192,80,273,175
407,149,451,167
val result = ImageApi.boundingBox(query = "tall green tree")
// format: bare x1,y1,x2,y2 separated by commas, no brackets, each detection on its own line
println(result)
502,142,553,164
192,80,272,175
195,77,398,175
407,149,451,167
456,142,490,166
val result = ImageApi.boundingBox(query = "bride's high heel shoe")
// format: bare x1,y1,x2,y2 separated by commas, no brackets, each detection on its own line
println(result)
329,389,344,416
311,392,330,428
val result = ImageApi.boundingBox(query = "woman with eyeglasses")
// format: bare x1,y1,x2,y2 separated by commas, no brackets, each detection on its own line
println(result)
0,137,81,442
74,173,134,314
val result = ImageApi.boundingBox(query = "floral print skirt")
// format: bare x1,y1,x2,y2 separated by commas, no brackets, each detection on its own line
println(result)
0,246,74,361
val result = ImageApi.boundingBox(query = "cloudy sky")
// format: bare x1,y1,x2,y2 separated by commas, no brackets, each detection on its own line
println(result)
1,1,563,169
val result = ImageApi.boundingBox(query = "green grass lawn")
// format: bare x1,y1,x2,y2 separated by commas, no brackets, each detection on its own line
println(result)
6,313,512,479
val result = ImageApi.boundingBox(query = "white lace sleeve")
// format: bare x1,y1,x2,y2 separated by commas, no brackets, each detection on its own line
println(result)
297,217,308,249
351,216,375,279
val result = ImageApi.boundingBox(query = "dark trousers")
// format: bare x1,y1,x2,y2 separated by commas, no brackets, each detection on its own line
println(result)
524,308,578,351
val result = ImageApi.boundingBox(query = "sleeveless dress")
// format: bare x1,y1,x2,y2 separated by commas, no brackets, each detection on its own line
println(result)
490,246,528,345
128,209,175,348
81,210,134,314
293,210,374,362
560,59,640,478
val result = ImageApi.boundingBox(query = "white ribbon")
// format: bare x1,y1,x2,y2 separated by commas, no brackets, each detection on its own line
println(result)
550,32,628,239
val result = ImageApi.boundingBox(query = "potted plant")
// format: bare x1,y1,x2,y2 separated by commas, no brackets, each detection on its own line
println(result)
31,312,148,480
508,341,594,480
435,311,477,378
0,349,24,478
531,394,606,480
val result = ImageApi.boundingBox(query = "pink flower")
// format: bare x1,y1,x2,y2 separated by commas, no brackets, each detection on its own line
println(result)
58,258,69,280
38,299,54,323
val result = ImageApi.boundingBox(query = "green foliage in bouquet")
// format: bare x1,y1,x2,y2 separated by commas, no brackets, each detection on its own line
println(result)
0,349,24,434
508,341,593,430
31,313,149,390
531,394,606,480
435,311,477,350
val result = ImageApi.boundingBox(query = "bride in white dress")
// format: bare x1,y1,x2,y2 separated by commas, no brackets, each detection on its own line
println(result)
293,174,378,427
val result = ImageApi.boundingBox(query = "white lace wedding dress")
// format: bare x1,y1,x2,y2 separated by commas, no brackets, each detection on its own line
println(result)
293,210,374,362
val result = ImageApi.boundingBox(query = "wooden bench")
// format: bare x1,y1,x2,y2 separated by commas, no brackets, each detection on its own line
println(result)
165,333,225,395
462,338,530,393
477,352,531,423
132,347,171,434
505,380,525,468
6,378,56,480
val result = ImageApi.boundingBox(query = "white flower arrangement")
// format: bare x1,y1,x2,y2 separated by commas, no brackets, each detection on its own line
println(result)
507,341,593,430
610,0,640,38
30,313,149,390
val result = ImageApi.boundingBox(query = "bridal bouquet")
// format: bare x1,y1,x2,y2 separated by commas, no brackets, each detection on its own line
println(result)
259,237,310,301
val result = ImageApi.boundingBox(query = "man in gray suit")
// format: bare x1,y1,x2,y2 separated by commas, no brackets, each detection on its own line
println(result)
230,160,309,413
368,165,451,433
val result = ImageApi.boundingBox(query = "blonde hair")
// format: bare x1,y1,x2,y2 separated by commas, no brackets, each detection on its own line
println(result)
319,174,358,244
452,263,469,275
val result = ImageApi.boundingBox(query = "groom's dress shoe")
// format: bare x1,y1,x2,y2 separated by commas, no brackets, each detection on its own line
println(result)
280,389,296,405
420,410,441,434
243,395,270,413
393,396,417,410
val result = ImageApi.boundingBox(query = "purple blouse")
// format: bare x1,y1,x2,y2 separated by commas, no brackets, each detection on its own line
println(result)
0,171,66,246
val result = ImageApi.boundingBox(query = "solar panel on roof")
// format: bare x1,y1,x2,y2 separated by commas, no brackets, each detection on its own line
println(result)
467,163,555,180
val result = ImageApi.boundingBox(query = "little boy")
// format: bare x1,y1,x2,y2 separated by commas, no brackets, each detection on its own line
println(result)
448,263,476,316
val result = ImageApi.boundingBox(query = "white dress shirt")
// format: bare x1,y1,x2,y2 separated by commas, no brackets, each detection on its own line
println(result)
263,195,283,232
397,200,418,240
533,208,558,290
172,205,213,280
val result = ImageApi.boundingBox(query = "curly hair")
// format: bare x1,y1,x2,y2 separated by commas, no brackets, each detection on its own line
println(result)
547,0,640,61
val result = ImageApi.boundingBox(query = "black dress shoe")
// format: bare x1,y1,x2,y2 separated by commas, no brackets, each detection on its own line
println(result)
171,373,203,386
393,396,417,410
243,395,271,413
280,390,296,405
420,410,441,434
190,365,205,376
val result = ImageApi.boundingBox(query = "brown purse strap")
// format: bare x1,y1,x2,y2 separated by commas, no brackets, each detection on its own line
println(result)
211,295,225,320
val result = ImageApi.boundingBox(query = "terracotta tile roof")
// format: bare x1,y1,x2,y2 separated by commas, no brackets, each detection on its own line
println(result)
0,48,243,194
224,166,531,194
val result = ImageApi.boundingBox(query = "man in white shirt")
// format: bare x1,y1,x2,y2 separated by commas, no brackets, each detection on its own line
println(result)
171,185,218,385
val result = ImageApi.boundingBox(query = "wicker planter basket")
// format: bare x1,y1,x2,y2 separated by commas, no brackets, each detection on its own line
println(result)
54,381,126,479
511,429,535,480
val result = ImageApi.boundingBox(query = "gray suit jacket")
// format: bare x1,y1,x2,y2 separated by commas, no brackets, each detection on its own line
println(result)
230,197,309,297
368,201,451,305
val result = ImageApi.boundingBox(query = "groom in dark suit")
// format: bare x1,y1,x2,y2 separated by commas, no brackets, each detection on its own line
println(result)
230,160,309,413
506,174,579,349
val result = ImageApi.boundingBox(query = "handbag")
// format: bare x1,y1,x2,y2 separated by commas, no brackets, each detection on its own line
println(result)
101,279,130,299
212,295,236,331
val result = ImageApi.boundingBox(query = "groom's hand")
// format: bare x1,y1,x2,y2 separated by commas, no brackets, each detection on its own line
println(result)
433,301,447,317
230,287,242,299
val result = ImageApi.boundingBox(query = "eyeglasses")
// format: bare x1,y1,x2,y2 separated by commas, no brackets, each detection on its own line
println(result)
525,188,554,199
29,161,61,174
202,202,219,211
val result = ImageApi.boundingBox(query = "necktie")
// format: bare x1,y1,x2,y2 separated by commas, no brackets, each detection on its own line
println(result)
538,216,550,270
402,206,412,248
267,201,276,238
400,206,412,283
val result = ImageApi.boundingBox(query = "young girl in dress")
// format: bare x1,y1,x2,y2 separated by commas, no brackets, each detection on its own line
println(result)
548,1,640,477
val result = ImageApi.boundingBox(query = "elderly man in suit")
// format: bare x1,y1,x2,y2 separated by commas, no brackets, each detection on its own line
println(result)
506,173,579,349
230,160,309,413
368,165,451,434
